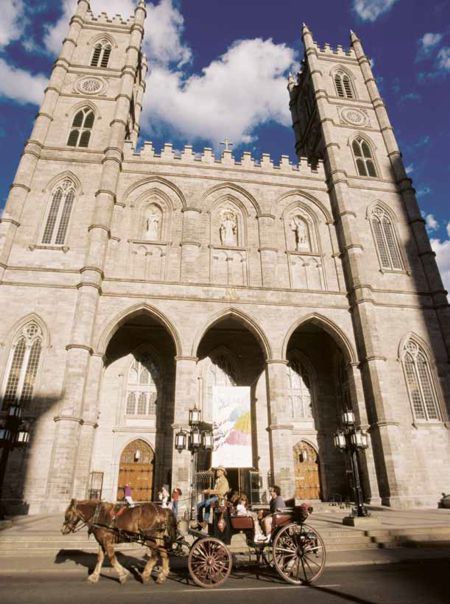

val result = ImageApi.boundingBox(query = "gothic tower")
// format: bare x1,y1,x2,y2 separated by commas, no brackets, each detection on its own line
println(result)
0,0,147,509
289,26,450,506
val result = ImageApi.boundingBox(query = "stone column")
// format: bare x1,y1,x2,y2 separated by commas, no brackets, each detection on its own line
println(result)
265,360,295,498
171,356,199,515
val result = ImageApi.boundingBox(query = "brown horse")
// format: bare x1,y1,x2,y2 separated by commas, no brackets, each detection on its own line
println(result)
62,499,177,585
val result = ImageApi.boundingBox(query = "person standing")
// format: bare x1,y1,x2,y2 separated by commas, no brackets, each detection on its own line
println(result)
171,487,182,518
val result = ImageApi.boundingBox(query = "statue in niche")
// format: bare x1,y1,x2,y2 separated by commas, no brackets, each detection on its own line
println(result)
290,215,310,251
219,211,238,246
145,207,161,241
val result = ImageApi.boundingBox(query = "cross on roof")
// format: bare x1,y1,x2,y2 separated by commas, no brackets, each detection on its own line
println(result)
220,137,233,152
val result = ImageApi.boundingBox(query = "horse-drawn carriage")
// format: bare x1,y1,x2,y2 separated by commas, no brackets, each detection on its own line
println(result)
62,497,326,588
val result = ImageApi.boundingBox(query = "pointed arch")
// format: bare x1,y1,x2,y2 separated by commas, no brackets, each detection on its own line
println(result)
399,333,443,422
287,348,317,420
202,182,262,217
88,32,118,49
272,190,332,223
350,134,378,178
282,313,356,364
95,303,182,357
123,176,187,210
41,177,77,245
67,105,96,148
44,171,82,196
331,65,356,99
367,200,404,271
192,307,272,360
1,316,47,409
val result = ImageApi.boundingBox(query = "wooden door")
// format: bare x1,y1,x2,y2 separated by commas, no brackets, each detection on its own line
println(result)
117,439,154,502
294,441,321,500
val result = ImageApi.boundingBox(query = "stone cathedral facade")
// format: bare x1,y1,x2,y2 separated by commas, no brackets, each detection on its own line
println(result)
0,0,449,515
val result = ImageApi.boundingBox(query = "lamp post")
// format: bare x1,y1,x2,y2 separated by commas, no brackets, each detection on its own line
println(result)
0,404,31,518
174,406,213,518
333,410,369,518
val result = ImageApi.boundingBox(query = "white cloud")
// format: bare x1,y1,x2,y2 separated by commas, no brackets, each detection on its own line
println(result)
418,33,443,56
146,0,191,67
430,238,450,294
436,47,450,72
0,0,25,48
0,58,46,105
352,0,399,22
447,222,450,238
144,38,295,147
405,163,414,174
425,213,439,232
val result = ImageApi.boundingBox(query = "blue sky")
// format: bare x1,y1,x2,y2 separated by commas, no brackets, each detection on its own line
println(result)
0,0,449,288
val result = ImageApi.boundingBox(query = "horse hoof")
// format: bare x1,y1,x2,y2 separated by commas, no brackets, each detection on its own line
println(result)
141,574,150,585
156,575,167,585
87,575,99,584
119,572,130,584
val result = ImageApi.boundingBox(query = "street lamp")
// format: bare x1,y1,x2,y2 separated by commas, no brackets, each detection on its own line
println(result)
333,410,369,517
174,406,213,518
0,404,31,518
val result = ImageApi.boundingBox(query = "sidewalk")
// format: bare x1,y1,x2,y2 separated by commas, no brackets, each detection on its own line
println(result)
0,505,449,574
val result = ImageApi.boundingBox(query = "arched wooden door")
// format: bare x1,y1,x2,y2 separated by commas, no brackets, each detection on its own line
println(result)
294,441,321,500
117,439,154,502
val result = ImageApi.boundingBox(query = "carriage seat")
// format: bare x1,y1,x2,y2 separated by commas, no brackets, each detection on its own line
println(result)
230,515,254,531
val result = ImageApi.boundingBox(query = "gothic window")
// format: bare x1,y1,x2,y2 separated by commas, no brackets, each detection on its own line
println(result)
287,358,312,420
125,354,158,416
334,72,354,98
90,41,112,68
370,206,404,271
352,137,377,177
67,107,95,148
2,322,42,409
402,340,441,422
42,179,75,245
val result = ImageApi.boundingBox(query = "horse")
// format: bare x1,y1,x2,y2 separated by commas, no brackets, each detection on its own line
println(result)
62,499,177,585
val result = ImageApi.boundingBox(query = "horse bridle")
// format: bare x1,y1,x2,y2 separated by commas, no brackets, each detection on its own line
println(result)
62,504,96,534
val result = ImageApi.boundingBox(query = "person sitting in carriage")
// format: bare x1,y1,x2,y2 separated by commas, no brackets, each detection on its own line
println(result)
196,466,229,528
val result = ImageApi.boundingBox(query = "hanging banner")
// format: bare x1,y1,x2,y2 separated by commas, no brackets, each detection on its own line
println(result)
211,386,252,468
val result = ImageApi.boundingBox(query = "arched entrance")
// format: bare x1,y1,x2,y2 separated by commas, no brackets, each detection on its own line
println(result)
117,439,154,501
294,441,321,500
285,318,357,502
196,313,267,502
90,308,177,502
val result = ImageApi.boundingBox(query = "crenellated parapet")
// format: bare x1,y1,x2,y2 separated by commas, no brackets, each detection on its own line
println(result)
122,141,325,176
86,9,135,27
313,41,355,58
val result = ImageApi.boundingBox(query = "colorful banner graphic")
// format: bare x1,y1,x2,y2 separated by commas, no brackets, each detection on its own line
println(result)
211,386,252,468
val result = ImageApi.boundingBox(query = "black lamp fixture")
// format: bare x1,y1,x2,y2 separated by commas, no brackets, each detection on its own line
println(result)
333,409,369,517
174,406,213,454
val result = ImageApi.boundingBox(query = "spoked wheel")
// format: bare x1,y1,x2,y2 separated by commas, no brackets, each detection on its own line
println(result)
188,537,232,588
272,523,326,585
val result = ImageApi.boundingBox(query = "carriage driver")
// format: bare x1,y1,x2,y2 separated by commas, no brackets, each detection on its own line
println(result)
196,466,229,528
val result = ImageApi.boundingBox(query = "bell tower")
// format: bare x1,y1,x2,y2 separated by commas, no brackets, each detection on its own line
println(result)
288,26,450,506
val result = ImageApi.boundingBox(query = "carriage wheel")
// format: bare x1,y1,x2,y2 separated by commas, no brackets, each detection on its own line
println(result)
188,537,232,588
272,523,326,585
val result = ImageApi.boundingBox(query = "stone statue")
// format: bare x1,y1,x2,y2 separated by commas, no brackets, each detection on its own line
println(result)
220,211,237,246
145,209,160,240
290,215,309,251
